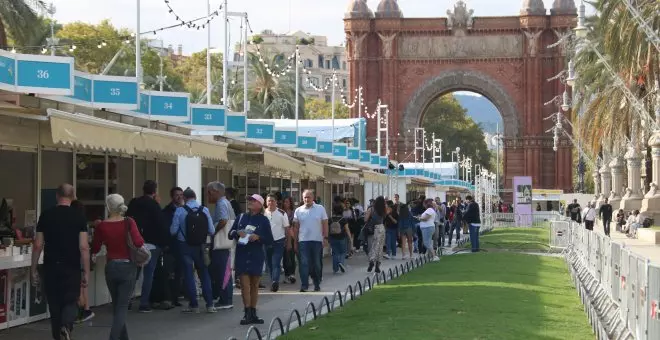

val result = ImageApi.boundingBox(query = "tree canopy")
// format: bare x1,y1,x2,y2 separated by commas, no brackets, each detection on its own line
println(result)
421,94,493,175
304,97,348,120
0,0,46,48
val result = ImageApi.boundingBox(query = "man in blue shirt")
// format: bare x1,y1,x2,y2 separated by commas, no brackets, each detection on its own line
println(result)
206,181,235,310
170,188,216,314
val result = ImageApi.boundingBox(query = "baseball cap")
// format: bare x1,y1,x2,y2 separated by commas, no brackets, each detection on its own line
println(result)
247,194,264,206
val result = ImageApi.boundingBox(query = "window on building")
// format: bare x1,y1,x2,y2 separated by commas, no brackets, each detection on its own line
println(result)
318,55,324,69
305,59,313,68
309,77,320,88
342,61,347,70
332,56,339,70
325,60,330,69
342,79,347,87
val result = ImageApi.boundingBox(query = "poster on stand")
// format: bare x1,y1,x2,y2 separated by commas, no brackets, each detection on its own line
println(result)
29,265,47,317
513,176,533,226
0,270,7,324
8,268,28,322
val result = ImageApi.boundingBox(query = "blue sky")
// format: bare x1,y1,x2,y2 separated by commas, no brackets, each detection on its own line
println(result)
50,0,593,54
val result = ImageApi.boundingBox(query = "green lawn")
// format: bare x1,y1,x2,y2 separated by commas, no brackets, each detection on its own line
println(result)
282,253,593,340
460,227,551,251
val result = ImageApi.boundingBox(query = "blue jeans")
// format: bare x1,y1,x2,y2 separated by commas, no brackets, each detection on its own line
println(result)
266,239,285,284
329,238,347,273
178,241,213,308
469,224,481,252
211,249,233,305
385,228,398,256
420,227,434,253
298,241,322,290
139,247,162,308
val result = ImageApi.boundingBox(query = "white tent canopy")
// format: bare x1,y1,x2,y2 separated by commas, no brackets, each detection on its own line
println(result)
252,118,361,140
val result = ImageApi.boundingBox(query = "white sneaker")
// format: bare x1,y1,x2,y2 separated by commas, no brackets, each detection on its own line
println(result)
432,256,440,262
383,254,390,259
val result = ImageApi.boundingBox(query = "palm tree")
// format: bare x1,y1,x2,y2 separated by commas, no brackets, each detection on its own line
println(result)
0,0,47,48
573,0,658,158
229,52,305,119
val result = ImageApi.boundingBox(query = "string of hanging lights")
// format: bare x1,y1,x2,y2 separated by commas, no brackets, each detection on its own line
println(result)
162,0,222,31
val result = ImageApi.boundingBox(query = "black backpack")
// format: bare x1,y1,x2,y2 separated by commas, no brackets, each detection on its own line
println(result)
182,205,209,246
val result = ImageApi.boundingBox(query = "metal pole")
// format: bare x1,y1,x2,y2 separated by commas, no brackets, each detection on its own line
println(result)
496,123,500,194
222,0,228,109
136,0,142,108
206,0,212,104
331,72,336,142
377,102,381,156
358,87,362,150
159,39,164,91
243,14,248,117
295,46,299,139
48,3,56,56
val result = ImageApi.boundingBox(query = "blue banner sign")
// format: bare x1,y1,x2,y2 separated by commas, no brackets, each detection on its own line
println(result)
226,112,246,136
92,75,138,109
379,157,388,168
317,140,333,154
71,72,93,102
347,147,360,161
189,104,226,129
275,129,297,146
360,151,371,163
132,90,189,121
246,121,275,143
297,136,317,150
371,154,380,166
332,144,348,158
0,50,15,92
15,54,74,95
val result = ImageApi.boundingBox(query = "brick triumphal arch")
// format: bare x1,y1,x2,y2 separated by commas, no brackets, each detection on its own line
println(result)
344,0,577,192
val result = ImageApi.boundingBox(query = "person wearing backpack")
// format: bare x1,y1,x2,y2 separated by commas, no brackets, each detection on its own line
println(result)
329,204,352,274
169,188,217,314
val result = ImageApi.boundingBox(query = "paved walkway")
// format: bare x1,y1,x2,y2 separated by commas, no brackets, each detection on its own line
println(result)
1,252,427,340
592,220,660,264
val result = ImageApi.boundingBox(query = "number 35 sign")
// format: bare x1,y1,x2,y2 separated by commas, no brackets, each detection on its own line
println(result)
0,50,74,96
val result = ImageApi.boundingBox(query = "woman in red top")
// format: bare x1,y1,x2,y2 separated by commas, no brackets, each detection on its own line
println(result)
91,194,144,340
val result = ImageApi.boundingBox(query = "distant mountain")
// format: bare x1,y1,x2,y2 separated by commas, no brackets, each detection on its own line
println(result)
454,94,502,134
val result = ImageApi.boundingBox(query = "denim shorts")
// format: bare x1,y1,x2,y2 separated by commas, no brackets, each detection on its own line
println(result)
420,227,434,250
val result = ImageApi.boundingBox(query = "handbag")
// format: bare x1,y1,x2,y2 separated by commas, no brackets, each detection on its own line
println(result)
213,218,235,250
124,218,151,266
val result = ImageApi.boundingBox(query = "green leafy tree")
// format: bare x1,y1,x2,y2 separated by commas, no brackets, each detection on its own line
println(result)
305,97,348,120
0,0,46,48
174,49,223,103
421,94,492,175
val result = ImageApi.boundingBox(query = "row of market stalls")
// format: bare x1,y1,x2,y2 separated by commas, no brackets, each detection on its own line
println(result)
0,51,402,328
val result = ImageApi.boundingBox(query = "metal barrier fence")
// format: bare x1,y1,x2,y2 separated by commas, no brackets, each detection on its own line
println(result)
225,252,434,340
563,219,660,340
491,212,562,228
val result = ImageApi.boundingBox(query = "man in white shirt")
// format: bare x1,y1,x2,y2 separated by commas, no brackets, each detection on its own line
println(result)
293,190,328,292
582,202,597,231
264,194,290,292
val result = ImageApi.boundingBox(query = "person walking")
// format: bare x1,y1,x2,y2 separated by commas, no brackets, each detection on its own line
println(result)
599,198,613,236
293,190,328,292
90,194,145,340
416,199,440,261
126,180,169,313
397,203,415,260
161,187,184,307
264,194,290,292
448,199,463,246
70,200,95,324
567,199,582,223
365,196,387,272
582,202,596,231
170,188,217,314
329,204,352,274
384,200,399,259
31,184,90,340
229,194,273,325
281,197,297,284
463,195,482,253
206,181,235,309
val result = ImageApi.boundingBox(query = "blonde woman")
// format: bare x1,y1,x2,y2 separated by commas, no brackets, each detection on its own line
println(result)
91,194,145,340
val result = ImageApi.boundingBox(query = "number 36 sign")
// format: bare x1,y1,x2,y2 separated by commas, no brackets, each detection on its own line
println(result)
0,50,74,96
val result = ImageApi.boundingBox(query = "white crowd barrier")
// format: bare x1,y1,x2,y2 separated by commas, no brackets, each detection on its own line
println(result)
563,218,660,340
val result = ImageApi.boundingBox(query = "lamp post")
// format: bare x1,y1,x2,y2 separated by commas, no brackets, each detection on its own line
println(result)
451,147,461,180
46,3,59,56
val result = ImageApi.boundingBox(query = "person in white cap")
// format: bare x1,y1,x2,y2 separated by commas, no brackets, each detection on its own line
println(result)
229,194,274,325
